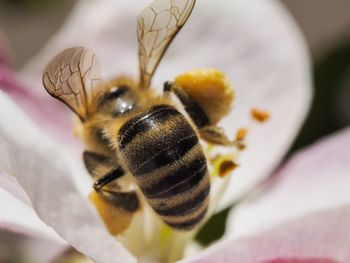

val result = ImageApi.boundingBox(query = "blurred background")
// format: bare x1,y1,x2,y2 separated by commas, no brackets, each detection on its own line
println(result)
0,0,350,261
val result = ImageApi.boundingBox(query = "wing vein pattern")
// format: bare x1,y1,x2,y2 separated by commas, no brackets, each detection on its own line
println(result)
137,0,196,89
42,47,102,120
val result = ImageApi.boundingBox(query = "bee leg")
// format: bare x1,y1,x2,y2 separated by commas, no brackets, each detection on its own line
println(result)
97,189,140,212
83,150,115,177
164,81,231,145
93,166,125,192
163,81,210,128
83,151,126,192
199,125,232,146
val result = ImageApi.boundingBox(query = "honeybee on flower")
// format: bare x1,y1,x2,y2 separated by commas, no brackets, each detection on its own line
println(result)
2,1,348,263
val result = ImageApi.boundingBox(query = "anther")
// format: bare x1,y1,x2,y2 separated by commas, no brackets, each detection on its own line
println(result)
251,108,270,122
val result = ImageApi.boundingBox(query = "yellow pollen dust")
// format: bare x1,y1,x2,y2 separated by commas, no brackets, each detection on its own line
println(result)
236,127,248,141
89,191,133,236
251,108,270,122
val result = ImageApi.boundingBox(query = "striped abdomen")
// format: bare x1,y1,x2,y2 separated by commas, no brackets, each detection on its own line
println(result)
117,104,210,230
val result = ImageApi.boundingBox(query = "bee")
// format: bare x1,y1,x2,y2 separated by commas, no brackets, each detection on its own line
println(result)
42,0,234,231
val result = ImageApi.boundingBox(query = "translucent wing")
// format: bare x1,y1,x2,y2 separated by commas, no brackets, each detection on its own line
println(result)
137,0,196,89
42,47,102,121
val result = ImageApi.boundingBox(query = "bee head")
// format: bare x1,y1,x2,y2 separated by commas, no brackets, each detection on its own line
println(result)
97,77,139,117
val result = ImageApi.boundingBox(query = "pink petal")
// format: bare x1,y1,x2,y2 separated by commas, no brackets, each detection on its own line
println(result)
0,92,136,263
260,259,338,263
183,205,350,263
226,127,350,239
0,31,79,149
0,58,77,150
0,66,82,190
19,0,312,209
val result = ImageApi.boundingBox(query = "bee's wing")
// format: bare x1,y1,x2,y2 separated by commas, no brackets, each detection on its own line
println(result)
137,0,196,89
42,47,102,121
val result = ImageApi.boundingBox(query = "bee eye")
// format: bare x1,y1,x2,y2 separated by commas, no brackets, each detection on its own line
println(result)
104,85,129,100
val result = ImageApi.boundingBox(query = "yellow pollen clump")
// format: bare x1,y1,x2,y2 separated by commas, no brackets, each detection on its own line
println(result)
89,191,133,236
236,127,248,141
174,68,234,125
251,108,270,122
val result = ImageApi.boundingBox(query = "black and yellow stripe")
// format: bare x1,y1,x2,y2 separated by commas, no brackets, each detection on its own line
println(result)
118,104,210,230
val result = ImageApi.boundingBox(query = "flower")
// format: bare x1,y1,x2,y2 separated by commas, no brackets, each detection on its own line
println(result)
2,0,349,263
189,127,350,263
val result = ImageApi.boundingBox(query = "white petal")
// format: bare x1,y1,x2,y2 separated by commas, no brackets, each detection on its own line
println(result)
0,91,135,263
0,171,30,205
225,127,350,239
0,187,64,243
183,205,350,263
19,0,311,209
0,230,66,263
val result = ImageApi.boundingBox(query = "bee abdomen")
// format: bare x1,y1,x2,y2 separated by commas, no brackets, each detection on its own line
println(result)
134,134,198,176
152,184,210,216
150,169,210,230
118,105,180,150
164,206,208,230
118,104,198,170
118,104,210,230
141,154,206,197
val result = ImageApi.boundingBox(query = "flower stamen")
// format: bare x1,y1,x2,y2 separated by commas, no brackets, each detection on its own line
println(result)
251,107,270,122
